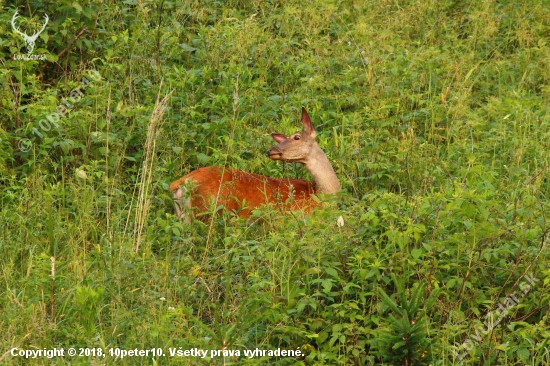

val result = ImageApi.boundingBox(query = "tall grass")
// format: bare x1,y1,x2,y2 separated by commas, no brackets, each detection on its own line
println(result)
1,0,549,364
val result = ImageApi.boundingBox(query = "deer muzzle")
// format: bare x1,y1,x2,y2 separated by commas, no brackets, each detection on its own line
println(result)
266,147,282,160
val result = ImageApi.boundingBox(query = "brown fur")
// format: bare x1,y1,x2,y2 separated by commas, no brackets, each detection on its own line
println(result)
169,167,316,219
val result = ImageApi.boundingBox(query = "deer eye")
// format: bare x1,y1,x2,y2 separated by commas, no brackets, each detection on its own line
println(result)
293,135,300,140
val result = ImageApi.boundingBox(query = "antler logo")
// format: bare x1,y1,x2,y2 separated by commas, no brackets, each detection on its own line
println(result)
11,11,49,54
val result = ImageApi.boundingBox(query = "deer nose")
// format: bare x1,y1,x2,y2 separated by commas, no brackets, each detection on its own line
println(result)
267,147,282,158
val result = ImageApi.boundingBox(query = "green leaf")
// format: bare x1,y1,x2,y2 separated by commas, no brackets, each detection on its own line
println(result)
325,267,338,278
411,248,423,259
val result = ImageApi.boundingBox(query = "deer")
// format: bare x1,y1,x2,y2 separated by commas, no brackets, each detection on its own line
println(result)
169,107,341,222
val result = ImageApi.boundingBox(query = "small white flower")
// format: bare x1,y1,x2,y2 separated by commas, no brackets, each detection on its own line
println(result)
75,168,87,179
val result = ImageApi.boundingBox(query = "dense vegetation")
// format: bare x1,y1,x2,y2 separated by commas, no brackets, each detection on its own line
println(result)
1,0,549,364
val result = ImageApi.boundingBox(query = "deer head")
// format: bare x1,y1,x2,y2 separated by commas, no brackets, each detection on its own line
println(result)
11,11,49,54
266,107,320,164
266,107,341,194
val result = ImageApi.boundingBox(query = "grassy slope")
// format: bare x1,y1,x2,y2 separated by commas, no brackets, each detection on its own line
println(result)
1,0,549,364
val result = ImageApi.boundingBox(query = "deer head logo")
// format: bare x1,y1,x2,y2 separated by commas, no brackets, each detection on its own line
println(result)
11,11,49,54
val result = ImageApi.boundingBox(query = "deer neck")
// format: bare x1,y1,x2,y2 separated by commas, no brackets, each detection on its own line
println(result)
303,145,341,194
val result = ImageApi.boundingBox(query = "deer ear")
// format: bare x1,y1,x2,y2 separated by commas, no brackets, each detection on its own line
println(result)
301,107,316,138
271,133,287,143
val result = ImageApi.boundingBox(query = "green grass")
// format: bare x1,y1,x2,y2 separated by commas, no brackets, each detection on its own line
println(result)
1,0,550,364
